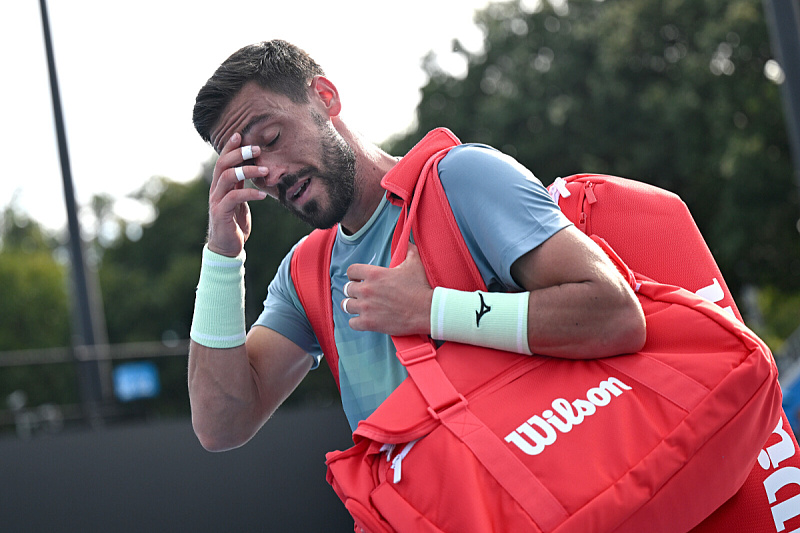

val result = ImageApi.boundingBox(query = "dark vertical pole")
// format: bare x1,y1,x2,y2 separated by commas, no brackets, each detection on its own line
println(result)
38,0,106,425
763,0,800,197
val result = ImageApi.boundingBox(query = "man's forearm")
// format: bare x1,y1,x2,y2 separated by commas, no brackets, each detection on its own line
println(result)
524,279,646,358
188,341,265,452
188,329,315,452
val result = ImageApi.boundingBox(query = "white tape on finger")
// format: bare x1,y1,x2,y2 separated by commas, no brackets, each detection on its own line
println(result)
241,145,253,160
234,166,246,182
343,281,354,298
341,298,353,315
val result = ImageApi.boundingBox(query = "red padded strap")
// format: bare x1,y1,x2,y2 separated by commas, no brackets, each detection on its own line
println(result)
603,353,709,412
382,128,462,204
290,228,340,388
442,408,569,531
387,137,568,531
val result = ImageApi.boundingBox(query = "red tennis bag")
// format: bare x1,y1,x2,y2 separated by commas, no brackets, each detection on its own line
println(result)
548,174,800,532
290,129,782,532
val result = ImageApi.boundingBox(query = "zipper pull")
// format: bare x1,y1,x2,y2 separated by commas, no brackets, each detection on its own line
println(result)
390,440,419,484
391,454,404,483
380,443,396,462
578,182,597,234
584,182,597,204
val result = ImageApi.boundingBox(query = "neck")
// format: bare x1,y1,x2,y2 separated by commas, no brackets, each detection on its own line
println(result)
335,119,398,234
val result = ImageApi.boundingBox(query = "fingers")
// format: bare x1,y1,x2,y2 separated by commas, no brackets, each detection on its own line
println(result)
212,133,265,188
206,134,269,255
340,242,425,317
220,133,258,165
232,164,267,183
340,280,358,315
210,135,269,207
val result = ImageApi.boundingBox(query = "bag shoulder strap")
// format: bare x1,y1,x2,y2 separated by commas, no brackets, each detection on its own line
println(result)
289,128,466,388
385,133,485,292
290,228,340,388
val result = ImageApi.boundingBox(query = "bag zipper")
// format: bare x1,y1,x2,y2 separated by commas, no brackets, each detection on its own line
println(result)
374,359,546,483
579,181,597,234
380,439,419,483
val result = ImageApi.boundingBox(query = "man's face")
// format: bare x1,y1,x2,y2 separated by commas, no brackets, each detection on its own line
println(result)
210,82,357,229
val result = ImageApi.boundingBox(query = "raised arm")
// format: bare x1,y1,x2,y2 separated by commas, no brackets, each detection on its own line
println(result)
188,133,312,451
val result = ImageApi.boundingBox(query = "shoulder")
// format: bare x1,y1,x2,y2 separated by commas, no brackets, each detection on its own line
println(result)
438,144,541,187
435,143,555,214
430,143,572,290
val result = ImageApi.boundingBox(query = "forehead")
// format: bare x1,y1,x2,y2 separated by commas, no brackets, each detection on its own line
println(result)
210,82,296,152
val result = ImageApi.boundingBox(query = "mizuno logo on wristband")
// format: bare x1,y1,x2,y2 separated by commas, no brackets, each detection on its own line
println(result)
476,293,492,327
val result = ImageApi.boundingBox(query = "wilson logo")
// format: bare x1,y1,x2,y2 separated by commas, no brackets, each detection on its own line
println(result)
504,376,632,456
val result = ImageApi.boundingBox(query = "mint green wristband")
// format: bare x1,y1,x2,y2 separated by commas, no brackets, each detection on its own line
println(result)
430,287,532,355
190,245,247,349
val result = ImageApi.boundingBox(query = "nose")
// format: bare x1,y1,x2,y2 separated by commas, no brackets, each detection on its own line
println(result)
252,154,288,191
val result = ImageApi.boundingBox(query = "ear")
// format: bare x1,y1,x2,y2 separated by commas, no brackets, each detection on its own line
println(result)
309,75,342,117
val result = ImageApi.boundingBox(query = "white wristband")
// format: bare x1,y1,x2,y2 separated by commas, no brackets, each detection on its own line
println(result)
190,245,247,349
430,287,532,355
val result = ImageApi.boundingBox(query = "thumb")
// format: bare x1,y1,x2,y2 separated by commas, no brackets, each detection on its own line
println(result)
404,241,420,262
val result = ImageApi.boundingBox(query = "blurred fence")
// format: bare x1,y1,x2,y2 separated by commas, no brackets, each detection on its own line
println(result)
0,341,192,435
0,340,340,437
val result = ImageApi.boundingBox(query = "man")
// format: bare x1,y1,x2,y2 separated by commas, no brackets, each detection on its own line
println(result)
188,40,645,451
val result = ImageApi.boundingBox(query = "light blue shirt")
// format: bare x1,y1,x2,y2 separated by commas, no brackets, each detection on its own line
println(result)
255,144,572,431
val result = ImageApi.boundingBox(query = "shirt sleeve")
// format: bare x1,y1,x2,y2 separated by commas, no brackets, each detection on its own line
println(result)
437,144,573,292
252,239,323,368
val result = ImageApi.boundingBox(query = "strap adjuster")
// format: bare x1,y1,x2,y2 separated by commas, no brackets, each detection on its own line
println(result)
395,342,437,366
427,393,468,421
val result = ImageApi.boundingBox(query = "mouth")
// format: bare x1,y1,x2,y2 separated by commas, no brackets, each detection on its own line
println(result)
286,177,311,205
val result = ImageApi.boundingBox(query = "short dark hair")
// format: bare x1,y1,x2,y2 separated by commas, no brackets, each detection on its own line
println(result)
192,40,324,144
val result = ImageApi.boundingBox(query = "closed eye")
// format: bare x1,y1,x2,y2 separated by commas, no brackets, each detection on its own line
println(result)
264,132,280,149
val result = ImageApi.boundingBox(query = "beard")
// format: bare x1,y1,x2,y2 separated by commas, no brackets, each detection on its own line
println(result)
277,116,357,229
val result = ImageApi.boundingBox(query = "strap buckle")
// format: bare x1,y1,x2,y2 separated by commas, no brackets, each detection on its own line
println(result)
427,393,469,422
395,342,437,366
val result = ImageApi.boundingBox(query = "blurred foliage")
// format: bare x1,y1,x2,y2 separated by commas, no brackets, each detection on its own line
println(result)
387,0,800,298
0,206,78,408
1,0,799,423
0,162,329,422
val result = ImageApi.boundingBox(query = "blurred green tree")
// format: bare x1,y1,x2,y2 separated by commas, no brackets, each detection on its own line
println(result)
0,205,78,407
387,0,800,297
